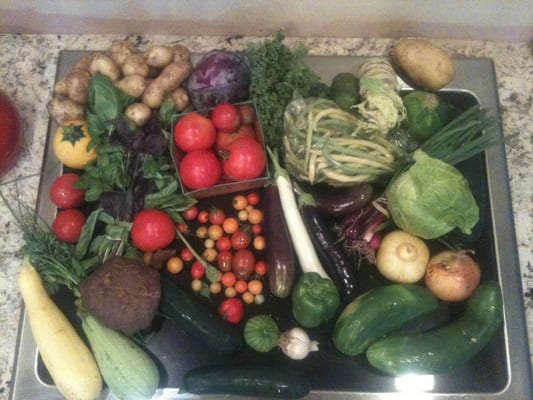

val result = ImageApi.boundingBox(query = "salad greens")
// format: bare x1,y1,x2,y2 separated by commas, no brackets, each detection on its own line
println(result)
387,150,479,240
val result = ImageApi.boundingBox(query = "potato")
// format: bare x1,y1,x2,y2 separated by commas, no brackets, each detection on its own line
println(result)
110,39,135,65
47,95,85,125
144,44,174,68
89,53,122,81
390,38,455,91
115,74,147,98
65,70,91,104
122,53,150,77
71,53,94,72
125,102,152,126
169,87,189,112
142,61,192,108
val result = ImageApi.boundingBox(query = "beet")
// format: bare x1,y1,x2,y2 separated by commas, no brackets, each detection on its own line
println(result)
79,256,161,335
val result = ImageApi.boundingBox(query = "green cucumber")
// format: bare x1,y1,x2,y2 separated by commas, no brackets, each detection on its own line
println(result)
332,284,438,356
158,274,242,355
366,281,503,375
183,364,311,399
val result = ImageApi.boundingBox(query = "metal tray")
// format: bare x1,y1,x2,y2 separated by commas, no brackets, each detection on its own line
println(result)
9,51,533,399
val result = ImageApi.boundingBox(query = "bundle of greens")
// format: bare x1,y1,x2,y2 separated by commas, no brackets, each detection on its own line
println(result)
245,32,327,149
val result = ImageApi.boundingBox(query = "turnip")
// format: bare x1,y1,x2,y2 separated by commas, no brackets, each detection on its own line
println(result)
376,230,429,283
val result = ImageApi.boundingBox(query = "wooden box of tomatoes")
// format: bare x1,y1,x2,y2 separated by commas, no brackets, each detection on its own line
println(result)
171,101,270,199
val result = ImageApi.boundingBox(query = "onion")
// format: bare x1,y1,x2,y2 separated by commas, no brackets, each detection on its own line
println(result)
376,230,429,283
424,249,481,302
278,327,319,360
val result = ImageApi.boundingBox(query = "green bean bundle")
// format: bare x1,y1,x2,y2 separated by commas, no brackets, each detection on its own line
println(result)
283,97,404,186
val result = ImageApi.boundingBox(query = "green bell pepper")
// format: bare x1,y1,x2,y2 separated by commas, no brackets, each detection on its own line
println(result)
292,272,340,328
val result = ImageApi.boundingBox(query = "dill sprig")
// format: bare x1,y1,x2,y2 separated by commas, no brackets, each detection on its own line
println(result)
1,191,86,295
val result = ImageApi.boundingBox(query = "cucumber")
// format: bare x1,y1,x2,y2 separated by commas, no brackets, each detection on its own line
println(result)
332,284,438,356
366,281,503,375
183,364,311,399
158,274,242,355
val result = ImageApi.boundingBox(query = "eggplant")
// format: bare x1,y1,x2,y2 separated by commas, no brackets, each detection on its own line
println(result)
312,183,373,217
299,193,358,303
264,184,296,298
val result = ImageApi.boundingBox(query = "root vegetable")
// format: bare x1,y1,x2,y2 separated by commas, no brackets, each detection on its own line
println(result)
18,258,103,400
376,230,429,283
71,53,94,72
142,60,192,108
89,53,122,81
47,95,85,125
65,70,91,104
78,256,161,335
125,102,152,126
115,74,147,98
110,39,135,65
122,53,150,77
144,44,175,68
390,38,455,91
54,77,67,95
173,44,191,63
169,87,189,112
425,249,481,302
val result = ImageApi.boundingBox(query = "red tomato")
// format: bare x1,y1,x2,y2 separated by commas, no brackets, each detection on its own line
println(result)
223,137,266,181
182,205,199,221
208,207,226,225
218,298,244,324
174,112,216,152
238,104,256,125
211,103,241,132
216,236,232,252
52,209,86,243
179,149,222,189
231,230,252,250
191,260,206,280
180,247,194,262
215,124,256,152
231,248,256,280
246,192,260,206
131,209,176,252
49,173,86,209
217,250,233,272
0,90,23,178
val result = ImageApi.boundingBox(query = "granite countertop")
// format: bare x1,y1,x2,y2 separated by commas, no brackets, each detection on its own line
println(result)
0,34,531,399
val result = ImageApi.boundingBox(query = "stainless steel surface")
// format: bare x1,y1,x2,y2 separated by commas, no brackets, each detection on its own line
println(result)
9,52,533,399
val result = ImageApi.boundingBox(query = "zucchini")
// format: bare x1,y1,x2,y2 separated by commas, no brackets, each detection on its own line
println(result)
159,274,242,355
184,364,311,399
332,284,438,356
81,313,159,400
366,281,503,375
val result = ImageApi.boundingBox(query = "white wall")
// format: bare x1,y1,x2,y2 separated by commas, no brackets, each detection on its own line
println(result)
1,0,532,41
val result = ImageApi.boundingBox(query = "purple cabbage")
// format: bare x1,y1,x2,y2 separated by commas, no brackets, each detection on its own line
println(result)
186,50,251,110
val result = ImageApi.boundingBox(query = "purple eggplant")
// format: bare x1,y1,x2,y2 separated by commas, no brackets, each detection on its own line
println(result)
312,183,373,217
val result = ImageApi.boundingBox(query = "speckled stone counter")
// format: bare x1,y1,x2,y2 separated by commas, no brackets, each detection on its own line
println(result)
0,34,531,399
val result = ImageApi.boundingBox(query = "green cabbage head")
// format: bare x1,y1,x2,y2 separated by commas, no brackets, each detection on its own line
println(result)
387,151,479,239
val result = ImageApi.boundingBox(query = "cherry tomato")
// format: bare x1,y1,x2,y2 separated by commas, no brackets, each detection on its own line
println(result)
49,173,86,209
247,279,263,295
254,260,267,275
238,103,256,125
251,223,263,235
234,279,248,294
216,236,232,251
253,235,266,251
231,230,252,250
208,207,226,225
207,224,224,241
217,250,233,272
182,205,199,221
179,149,222,190
215,124,256,151
231,248,256,280
211,103,241,132
197,210,209,224
209,281,222,294
174,112,216,152
218,298,244,324
131,209,176,252
191,260,206,280
166,257,184,274
247,208,263,225
223,137,266,182
242,291,255,304
232,195,248,210
221,271,237,287
180,247,194,262
246,192,260,206
222,217,239,234
51,209,86,243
